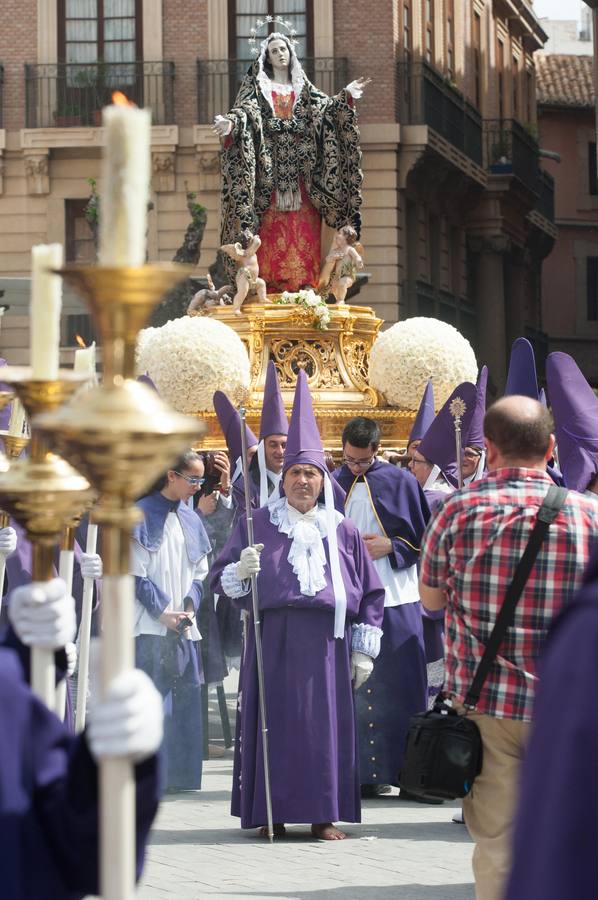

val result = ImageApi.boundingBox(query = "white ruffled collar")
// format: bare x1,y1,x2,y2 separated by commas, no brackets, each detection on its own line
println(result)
269,497,341,597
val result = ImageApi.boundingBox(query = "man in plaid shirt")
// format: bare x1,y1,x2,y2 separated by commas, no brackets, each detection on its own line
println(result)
419,395,598,900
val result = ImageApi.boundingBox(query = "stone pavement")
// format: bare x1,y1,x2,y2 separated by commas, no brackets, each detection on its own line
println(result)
138,677,475,900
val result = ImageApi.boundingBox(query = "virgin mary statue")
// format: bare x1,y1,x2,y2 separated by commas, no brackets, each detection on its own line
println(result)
214,32,367,294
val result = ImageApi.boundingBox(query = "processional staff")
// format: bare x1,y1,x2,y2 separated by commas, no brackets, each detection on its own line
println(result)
239,406,275,843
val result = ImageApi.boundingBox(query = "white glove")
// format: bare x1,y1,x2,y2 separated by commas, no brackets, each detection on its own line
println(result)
87,668,163,763
235,543,264,581
0,526,17,556
8,578,76,648
213,114,233,137
80,552,102,580
351,651,374,691
65,641,77,677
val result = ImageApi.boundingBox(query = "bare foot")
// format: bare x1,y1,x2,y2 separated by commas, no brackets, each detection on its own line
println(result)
311,822,346,840
234,308,242,316
258,823,286,838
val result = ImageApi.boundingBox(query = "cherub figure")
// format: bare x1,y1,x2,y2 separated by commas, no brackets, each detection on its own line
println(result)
187,274,234,314
319,225,364,304
220,229,267,315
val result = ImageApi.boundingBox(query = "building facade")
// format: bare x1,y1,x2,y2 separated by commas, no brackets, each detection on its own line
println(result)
536,53,598,384
0,1,555,391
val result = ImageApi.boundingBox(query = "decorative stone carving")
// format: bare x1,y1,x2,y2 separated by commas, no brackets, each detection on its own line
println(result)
151,150,176,192
24,152,50,195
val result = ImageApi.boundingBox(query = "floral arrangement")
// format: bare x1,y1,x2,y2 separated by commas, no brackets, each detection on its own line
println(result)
275,289,331,330
369,317,478,410
136,316,250,413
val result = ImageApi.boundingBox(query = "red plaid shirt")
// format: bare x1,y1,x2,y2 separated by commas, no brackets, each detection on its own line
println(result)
420,468,598,720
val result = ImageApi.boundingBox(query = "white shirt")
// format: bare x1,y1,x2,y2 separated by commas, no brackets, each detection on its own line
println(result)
345,482,419,607
131,512,209,639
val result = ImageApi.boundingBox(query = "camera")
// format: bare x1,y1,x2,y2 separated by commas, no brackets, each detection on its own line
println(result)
198,451,222,496
176,615,194,633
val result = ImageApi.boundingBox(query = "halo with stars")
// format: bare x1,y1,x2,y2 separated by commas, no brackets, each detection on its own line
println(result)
248,15,299,56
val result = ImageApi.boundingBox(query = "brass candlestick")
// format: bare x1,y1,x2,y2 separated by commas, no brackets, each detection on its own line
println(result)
0,369,95,706
36,264,204,900
0,430,31,460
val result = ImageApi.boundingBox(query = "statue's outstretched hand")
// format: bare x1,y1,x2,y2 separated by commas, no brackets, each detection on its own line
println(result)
346,77,371,99
213,115,233,137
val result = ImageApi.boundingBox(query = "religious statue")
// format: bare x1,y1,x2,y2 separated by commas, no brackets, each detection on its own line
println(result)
318,226,364,304
187,274,233,315
214,30,368,294
220,229,268,315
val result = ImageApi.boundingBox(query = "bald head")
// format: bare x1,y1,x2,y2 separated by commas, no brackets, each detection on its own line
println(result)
484,396,554,470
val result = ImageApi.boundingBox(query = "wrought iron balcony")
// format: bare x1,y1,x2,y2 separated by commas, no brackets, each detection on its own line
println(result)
0,64,4,128
397,60,483,167
196,57,348,124
24,61,175,128
405,280,477,346
535,168,555,223
484,118,540,194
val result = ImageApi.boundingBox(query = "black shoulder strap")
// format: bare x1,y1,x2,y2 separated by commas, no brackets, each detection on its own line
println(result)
463,485,568,710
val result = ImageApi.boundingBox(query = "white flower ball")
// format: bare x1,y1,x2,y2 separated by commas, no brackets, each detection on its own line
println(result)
136,316,250,413
369,317,478,410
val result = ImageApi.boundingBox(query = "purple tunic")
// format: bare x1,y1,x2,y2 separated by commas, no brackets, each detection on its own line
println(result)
212,506,384,827
505,575,598,900
0,644,160,899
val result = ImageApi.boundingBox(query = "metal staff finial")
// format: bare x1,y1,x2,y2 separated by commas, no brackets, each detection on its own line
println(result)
239,406,275,843
449,396,467,489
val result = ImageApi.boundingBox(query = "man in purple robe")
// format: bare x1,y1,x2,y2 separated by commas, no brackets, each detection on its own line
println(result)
334,417,431,798
0,577,162,899
505,542,598,900
211,371,385,839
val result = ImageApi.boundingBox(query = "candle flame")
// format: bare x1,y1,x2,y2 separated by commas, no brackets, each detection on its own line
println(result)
75,334,87,349
112,91,136,108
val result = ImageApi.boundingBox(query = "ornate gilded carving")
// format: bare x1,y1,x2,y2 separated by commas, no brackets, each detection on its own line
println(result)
270,338,343,390
341,337,371,392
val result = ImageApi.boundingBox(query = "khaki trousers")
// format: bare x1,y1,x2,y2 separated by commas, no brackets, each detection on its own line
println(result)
456,707,530,900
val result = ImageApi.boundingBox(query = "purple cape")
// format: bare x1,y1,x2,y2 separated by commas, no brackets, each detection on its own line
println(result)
134,492,211,561
505,566,598,900
0,645,160,899
333,459,430,570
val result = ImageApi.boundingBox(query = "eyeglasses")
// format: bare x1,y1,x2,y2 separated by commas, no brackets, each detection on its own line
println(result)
410,457,430,467
343,455,374,469
174,471,205,487
463,450,483,461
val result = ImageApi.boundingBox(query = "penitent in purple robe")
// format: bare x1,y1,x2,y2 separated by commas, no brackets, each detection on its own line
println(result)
505,554,598,900
211,504,385,828
0,644,160,900
334,460,430,782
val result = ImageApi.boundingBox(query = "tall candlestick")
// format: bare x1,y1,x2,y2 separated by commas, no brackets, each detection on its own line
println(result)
99,95,151,267
74,341,97,379
8,397,26,437
30,244,64,380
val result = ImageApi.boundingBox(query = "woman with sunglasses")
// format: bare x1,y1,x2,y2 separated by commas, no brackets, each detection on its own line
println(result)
131,449,212,791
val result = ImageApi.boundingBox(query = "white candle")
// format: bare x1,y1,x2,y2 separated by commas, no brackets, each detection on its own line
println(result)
8,397,26,436
30,243,63,380
99,95,151,267
74,341,97,379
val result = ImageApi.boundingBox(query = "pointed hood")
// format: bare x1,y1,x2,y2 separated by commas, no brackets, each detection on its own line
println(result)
504,338,539,400
546,351,598,493
418,381,478,488
539,387,547,408
467,365,488,448
259,361,288,440
408,379,435,446
213,390,258,467
283,369,326,474
137,373,158,392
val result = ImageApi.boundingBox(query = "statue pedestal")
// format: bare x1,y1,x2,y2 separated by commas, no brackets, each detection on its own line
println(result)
195,302,415,450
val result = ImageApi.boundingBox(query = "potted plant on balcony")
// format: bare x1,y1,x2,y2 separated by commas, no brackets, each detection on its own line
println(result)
54,105,83,128
71,61,111,126
489,133,513,174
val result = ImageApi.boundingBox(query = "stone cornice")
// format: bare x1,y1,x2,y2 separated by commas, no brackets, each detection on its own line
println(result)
20,125,179,151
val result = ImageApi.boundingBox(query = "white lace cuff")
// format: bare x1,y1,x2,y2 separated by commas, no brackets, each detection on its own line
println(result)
221,562,251,599
351,623,383,659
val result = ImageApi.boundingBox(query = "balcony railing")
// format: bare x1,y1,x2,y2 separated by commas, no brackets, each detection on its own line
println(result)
535,168,555,222
484,118,539,194
0,64,4,128
397,60,483,167
24,61,175,128
196,57,348,124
